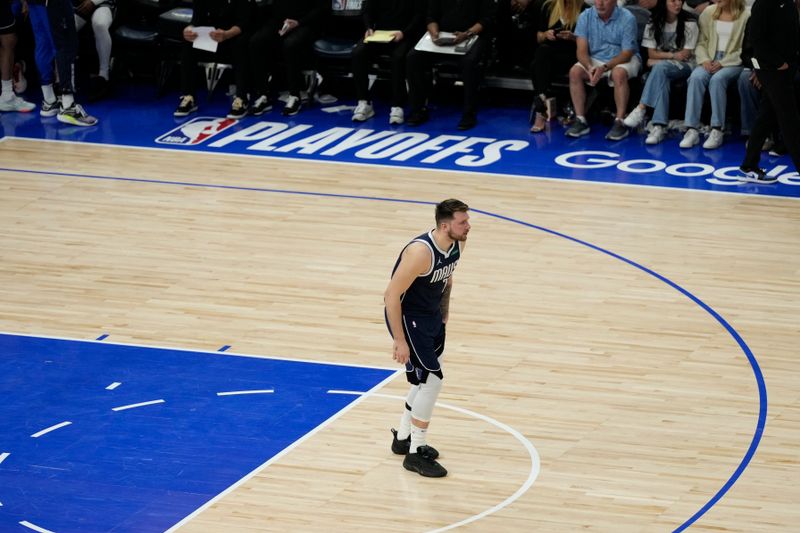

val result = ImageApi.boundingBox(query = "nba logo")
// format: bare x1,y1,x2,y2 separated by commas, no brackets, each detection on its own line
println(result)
155,117,238,146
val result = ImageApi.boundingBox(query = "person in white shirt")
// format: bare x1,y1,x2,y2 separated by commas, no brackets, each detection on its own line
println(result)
623,0,699,143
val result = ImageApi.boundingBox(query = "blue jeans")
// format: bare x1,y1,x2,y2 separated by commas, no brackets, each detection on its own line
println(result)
737,68,760,136
640,60,693,125
684,63,744,129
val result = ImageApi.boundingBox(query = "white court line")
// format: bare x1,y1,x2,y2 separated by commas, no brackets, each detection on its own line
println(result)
0,330,397,371
19,520,55,533
106,382,121,390
164,371,401,532
31,421,72,438
0,452,9,464
112,399,165,412
328,390,541,533
216,389,274,396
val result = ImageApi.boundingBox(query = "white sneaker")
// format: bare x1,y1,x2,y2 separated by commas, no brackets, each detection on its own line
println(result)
680,128,700,148
703,128,724,149
389,106,404,125
0,95,36,113
352,100,375,122
645,124,667,145
623,105,646,129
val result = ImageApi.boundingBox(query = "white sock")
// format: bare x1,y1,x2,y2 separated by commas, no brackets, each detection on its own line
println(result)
397,385,419,440
42,84,56,104
398,409,413,440
1,79,12,101
61,93,75,109
577,114,587,124
410,424,427,454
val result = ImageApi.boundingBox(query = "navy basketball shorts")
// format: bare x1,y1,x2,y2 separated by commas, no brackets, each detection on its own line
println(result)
0,2,15,35
401,315,446,384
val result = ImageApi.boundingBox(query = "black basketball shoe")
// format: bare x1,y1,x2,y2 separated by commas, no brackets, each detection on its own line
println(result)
391,428,439,459
403,446,447,478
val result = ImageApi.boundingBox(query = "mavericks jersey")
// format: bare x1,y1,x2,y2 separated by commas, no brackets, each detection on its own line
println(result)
392,230,461,316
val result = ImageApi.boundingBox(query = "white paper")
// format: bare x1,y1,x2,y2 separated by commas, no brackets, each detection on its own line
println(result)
192,26,218,53
414,32,476,55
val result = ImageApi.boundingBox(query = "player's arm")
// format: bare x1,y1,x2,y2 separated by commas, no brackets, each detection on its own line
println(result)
384,243,431,365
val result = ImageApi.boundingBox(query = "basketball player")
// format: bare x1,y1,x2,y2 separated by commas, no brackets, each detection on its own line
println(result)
384,198,470,478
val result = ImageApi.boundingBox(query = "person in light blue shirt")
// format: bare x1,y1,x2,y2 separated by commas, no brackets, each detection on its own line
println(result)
566,0,641,140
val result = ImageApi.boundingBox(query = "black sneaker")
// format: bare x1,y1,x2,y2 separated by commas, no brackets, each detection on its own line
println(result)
605,119,629,141
565,117,590,138
390,428,439,459
227,96,248,119
738,167,778,184
457,111,477,131
251,95,272,116
174,95,197,117
406,108,429,126
403,446,447,477
282,95,301,116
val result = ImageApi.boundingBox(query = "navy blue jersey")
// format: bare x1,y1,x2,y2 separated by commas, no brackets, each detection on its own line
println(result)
392,230,461,316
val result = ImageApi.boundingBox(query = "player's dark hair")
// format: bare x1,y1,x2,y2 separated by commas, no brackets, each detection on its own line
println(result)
435,199,470,226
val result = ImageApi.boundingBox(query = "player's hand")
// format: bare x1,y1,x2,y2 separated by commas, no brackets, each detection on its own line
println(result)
393,340,410,365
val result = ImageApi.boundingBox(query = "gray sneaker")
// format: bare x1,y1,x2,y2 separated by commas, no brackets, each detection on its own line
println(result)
40,98,60,117
565,117,590,138
606,119,629,141
57,103,98,127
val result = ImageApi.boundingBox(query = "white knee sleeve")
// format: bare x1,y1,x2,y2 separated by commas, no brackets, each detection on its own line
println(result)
411,374,443,423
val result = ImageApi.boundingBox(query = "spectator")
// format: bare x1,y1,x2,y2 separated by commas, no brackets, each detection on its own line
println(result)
1,0,35,112
405,0,495,130
624,0,699,144
495,0,537,76
679,0,748,149
565,0,641,140
248,0,330,117
351,0,426,125
174,0,251,119
529,0,586,133
72,0,115,101
738,0,800,180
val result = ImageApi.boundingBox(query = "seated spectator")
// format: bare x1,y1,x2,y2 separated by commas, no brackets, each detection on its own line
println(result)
624,0,698,144
406,0,495,130
248,0,330,117
174,0,251,119
351,0,426,125
495,0,537,76
72,0,115,101
529,0,586,133
739,0,800,180
566,0,641,140
1,0,35,112
680,0,748,149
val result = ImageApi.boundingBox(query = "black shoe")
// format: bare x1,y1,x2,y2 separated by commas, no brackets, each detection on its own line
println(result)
251,95,272,116
174,95,197,118
738,167,778,184
457,111,477,130
282,95,301,116
403,446,447,477
390,428,439,459
227,96,248,119
406,108,429,126
88,76,110,102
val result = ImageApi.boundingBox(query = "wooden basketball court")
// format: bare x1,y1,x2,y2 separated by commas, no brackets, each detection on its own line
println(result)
1,136,798,532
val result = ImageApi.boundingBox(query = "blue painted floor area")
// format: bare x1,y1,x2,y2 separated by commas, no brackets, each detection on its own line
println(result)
1,81,798,198
0,333,395,532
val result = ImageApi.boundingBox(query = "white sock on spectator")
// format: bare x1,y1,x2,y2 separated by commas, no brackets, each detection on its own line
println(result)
1,79,12,101
61,93,75,109
42,84,56,104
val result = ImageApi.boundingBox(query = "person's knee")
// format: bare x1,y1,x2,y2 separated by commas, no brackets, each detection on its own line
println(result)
612,67,629,86
568,64,584,82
